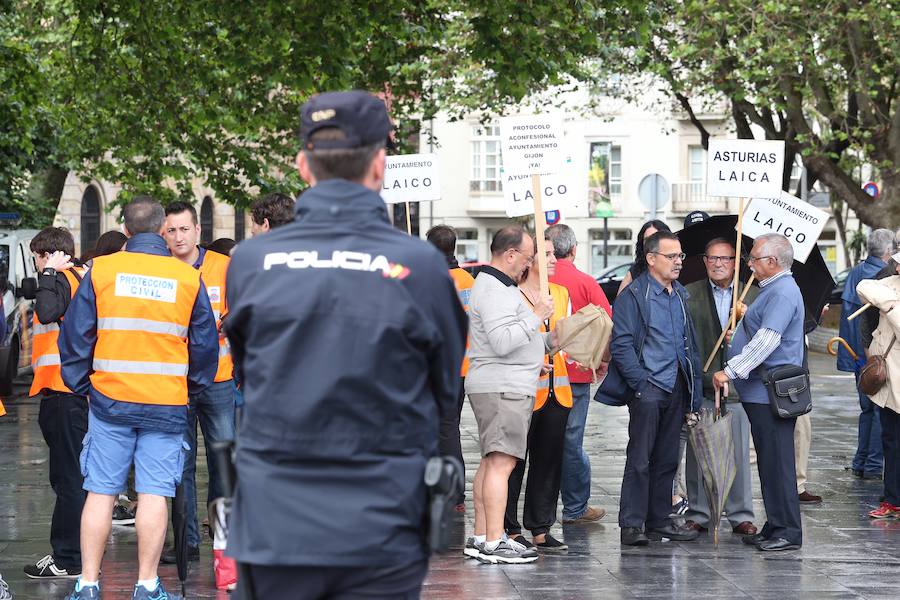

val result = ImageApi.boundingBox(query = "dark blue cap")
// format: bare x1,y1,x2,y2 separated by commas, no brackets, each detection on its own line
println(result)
684,210,710,228
300,90,393,150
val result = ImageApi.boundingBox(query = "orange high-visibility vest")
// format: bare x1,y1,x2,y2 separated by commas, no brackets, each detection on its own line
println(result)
449,267,474,377
30,268,85,397
532,282,572,411
198,250,232,382
89,252,203,406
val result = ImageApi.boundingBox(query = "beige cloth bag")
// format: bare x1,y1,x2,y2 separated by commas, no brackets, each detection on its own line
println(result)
858,276,900,413
553,303,613,377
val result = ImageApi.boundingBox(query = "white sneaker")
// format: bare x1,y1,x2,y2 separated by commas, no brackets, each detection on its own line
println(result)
0,574,12,599
477,538,538,564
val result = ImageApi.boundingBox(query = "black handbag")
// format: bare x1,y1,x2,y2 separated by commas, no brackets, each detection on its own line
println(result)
763,364,812,419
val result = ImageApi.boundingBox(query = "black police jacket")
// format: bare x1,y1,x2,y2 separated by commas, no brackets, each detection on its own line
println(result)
225,179,467,567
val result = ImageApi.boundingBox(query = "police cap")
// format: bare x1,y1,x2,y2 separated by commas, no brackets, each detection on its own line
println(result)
300,90,393,151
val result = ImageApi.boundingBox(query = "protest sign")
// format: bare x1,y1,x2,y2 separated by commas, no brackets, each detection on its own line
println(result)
741,191,829,263
706,139,785,199
502,167,578,218
381,153,441,204
499,114,572,297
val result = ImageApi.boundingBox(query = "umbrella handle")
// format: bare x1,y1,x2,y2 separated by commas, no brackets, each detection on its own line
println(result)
714,382,728,419
827,336,858,361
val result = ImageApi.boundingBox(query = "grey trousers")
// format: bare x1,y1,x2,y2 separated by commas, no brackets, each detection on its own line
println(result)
684,399,755,528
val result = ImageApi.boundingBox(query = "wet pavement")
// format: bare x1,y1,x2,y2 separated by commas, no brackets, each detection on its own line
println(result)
2,352,899,599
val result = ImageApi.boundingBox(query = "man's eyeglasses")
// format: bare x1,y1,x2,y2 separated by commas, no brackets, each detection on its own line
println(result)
649,251,686,262
510,248,535,265
747,255,774,264
703,255,736,264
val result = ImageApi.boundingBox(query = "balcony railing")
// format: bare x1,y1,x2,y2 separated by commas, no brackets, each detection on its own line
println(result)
670,181,732,214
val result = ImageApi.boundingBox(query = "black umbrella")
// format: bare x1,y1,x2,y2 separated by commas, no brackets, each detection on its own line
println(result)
676,215,835,328
172,483,188,597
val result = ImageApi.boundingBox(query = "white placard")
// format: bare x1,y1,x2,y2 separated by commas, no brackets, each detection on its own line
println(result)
503,166,580,218
499,114,568,176
740,191,830,263
115,273,177,303
707,139,785,199
381,153,441,203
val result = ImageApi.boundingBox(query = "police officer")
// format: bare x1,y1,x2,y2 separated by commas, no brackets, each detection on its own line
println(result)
60,196,218,600
225,90,467,599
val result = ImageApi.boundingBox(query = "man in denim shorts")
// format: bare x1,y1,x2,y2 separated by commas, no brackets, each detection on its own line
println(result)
59,196,219,600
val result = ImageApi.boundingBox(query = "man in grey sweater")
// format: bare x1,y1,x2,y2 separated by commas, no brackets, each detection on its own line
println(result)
465,225,554,565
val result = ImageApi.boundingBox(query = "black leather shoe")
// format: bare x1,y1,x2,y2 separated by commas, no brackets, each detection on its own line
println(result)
756,537,800,552
620,527,649,546
160,546,200,564
742,532,768,545
646,523,699,542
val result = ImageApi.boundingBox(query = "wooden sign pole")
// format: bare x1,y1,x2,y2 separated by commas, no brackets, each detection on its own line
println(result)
404,201,412,235
531,174,549,298
730,197,747,332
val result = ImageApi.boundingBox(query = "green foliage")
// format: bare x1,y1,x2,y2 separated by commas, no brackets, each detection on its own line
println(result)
1,0,630,214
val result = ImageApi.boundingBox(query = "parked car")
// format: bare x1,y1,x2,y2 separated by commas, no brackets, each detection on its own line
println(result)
828,267,852,306
596,262,632,304
0,226,38,395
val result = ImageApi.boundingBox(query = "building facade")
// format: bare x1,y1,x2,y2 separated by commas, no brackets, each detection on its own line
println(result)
420,99,850,278
53,174,250,255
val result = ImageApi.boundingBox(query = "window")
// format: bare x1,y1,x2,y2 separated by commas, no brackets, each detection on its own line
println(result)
392,202,419,236
455,229,479,264
817,230,838,276
80,186,102,252
470,124,502,192
587,142,621,217
234,209,245,242
589,228,633,277
789,159,802,195
200,196,214,244
688,145,705,181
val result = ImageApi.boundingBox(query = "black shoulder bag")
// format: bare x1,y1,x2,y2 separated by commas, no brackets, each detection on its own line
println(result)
763,364,812,419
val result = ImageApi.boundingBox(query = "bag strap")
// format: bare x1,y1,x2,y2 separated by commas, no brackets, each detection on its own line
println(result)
887,335,897,355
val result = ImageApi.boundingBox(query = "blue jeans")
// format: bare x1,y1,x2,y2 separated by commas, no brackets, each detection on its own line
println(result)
853,371,883,475
182,380,236,547
561,383,592,520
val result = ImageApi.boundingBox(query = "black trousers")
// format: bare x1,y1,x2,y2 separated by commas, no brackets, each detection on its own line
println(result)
438,377,466,503
38,392,88,570
880,406,900,506
237,559,428,600
504,399,570,536
744,402,802,545
619,375,686,529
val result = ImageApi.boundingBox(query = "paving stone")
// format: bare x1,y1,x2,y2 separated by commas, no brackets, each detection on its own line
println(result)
2,353,900,599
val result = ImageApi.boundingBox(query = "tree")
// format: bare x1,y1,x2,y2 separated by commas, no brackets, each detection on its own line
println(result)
601,0,899,228
2,0,629,222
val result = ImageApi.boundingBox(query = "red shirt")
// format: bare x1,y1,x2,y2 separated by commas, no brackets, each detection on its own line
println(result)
549,258,613,384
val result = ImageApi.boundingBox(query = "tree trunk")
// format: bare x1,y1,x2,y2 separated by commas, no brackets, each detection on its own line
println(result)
804,153,897,229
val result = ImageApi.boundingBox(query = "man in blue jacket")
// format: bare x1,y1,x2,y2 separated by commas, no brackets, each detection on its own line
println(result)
59,197,219,600
595,231,704,546
839,228,895,479
225,90,467,599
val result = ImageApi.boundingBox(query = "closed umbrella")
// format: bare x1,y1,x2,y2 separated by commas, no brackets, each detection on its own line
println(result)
172,483,188,597
687,385,736,547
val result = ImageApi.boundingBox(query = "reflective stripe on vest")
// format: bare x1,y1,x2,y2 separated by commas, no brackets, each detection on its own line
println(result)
92,358,189,377
89,252,201,406
29,268,83,396
97,317,189,338
450,268,475,378
532,282,573,411
34,354,62,368
199,250,233,382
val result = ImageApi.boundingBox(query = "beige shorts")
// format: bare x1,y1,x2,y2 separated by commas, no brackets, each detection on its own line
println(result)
468,392,534,460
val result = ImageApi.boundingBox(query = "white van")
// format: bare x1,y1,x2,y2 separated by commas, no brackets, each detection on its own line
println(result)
0,227,38,395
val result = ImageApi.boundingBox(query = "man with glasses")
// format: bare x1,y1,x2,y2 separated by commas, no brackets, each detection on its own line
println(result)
466,225,554,564
713,233,806,552
596,231,704,546
682,238,758,537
